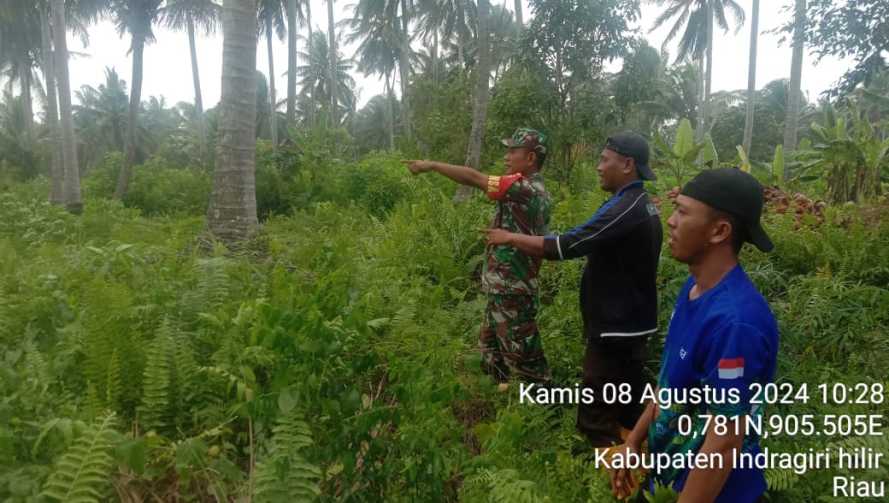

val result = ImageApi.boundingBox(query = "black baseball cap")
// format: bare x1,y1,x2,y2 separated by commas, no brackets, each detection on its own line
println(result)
680,168,774,252
605,132,656,180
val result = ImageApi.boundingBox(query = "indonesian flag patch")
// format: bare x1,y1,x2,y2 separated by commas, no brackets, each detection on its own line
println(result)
717,357,745,379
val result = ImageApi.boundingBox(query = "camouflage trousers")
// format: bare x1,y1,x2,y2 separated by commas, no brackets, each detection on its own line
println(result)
479,293,551,383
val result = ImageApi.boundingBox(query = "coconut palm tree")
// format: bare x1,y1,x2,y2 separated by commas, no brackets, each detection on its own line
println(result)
410,46,448,81
107,0,164,200
0,91,39,177
298,31,356,126
0,2,41,137
464,0,489,169
346,0,402,147
326,0,337,127
74,68,175,170
208,0,259,243
417,0,474,70
352,94,396,151
37,0,103,206
742,0,759,155
51,0,82,213
74,67,130,160
285,0,308,125
160,0,220,163
471,3,514,79
258,0,286,148
783,0,805,167
650,0,745,137
397,0,413,139
349,0,416,139
414,0,442,82
38,1,64,204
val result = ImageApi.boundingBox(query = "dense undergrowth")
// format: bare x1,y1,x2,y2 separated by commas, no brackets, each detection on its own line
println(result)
1,153,888,502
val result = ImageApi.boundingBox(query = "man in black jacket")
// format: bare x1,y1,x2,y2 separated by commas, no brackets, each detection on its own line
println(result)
485,132,662,446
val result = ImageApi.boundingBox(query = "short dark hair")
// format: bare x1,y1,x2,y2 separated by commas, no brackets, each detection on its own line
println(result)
710,208,745,255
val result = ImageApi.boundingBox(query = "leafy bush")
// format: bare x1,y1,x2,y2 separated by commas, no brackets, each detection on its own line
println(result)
2,151,887,502
82,152,211,216
337,152,415,218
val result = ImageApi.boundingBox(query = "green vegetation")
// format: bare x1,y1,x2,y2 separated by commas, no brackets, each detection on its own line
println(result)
1,149,888,501
2,0,888,501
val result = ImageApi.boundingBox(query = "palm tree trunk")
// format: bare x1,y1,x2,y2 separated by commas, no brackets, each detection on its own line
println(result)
456,0,490,202
265,13,278,148
114,35,145,200
306,0,312,38
208,0,259,243
457,9,465,68
385,72,395,150
399,0,412,140
694,55,704,140
513,0,522,26
306,0,314,127
327,0,336,127
286,0,297,125
743,0,759,155
186,12,207,164
41,6,63,205
432,30,439,83
21,60,34,137
784,0,806,171
703,5,713,136
51,0,82,214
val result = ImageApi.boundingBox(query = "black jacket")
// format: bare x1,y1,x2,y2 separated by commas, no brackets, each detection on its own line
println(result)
543,181,662,343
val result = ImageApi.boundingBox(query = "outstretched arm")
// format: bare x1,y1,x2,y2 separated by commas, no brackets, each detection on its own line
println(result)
402,160,488,191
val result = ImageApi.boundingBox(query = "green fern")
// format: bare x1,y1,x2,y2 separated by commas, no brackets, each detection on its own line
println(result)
764,462,801,492
22,338,49,384
642,480,679,503
254,411,322,502
104,348,122,412
41,412,118,503
766,431,889,492
169,330,202,430
139,320,174,434
466,468,548,503
182,257,232,316
84,381,104,418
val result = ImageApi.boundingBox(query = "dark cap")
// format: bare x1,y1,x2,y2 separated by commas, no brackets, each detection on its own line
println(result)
680,168,774,252
502,128,547,156
605,131,656,180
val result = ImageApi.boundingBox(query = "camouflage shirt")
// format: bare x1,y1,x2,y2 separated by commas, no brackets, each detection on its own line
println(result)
481,172,551,295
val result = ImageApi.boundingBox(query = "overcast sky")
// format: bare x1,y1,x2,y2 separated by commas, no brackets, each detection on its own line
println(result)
61,0,852,111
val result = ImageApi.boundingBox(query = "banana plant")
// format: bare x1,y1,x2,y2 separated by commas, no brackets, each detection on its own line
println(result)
735,143,784,184
652,118,719,186
795,105,888,203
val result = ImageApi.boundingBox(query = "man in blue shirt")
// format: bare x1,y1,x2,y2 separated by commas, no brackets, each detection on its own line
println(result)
611,168,779,503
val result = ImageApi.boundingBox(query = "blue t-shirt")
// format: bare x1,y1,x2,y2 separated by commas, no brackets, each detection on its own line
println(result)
648,264,778,503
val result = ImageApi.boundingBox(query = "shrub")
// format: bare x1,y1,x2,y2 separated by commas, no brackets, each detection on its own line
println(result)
125,158,211,216
83,153,210,216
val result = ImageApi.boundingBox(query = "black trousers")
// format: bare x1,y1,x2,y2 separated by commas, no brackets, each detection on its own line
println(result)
577,336,649,446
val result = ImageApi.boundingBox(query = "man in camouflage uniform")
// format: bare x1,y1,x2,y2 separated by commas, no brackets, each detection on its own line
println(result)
485,132,663,446
403,128,552,384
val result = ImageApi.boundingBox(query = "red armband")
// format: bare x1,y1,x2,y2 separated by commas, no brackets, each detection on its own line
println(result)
486,173,523,200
